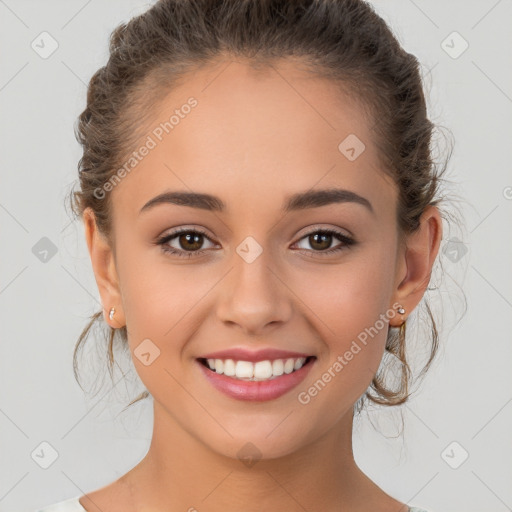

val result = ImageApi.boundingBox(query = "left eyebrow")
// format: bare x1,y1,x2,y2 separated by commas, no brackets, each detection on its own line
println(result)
283,188,374,214
139,187,374,215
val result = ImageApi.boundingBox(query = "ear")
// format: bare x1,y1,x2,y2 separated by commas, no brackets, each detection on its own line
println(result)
390,205,443,327
83,207,125,328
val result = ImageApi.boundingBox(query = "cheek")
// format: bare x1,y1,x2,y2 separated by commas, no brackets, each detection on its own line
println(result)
293,240,397,387
114,234,174,338
115,235,216,360
301,241,396,333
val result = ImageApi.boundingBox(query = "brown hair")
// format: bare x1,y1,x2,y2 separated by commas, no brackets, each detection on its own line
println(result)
69,0,452,413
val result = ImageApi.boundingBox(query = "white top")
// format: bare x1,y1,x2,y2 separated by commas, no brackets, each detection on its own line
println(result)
36,495,431,512
36,496,86,512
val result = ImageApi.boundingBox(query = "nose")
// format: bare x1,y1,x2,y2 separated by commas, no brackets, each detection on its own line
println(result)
215,249,293,337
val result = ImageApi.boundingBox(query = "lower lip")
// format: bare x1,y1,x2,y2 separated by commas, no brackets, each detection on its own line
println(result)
196,357,316,402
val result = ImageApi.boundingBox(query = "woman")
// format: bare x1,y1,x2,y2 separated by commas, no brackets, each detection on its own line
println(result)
38,0,448,510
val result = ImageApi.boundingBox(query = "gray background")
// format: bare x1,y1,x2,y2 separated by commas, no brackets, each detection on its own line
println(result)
1,1,511,511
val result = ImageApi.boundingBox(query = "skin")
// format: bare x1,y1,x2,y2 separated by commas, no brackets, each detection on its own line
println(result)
80,58,442,512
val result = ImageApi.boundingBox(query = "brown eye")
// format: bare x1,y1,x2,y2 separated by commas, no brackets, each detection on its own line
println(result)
177,232,204,251
294,228,355,256
157,228,217,258
308,232,334,251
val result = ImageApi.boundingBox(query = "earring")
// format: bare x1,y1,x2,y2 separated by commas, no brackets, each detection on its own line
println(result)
396,305,406,328
109,307,116,321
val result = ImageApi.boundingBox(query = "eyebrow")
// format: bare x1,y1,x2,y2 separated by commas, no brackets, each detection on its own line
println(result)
139,188,374,215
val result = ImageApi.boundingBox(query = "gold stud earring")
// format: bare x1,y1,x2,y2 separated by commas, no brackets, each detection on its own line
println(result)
109,307,116,321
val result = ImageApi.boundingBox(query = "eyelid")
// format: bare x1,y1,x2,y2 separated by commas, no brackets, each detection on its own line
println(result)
157,225,215,240
294,224,354,241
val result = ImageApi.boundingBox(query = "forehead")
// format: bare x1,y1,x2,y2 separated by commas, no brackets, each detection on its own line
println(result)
111,58,396,216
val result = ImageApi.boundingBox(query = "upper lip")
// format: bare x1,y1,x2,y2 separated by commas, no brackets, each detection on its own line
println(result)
198,347,314,363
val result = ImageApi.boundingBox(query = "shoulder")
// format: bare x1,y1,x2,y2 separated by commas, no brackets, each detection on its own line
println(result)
35,496,86,512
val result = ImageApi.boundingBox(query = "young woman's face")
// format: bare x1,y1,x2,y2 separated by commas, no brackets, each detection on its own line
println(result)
107,59,406,458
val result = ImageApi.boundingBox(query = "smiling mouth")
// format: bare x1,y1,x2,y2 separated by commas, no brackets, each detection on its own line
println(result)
197,355,316,381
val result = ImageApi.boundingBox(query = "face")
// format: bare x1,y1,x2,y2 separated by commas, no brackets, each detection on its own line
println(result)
88,58,419,460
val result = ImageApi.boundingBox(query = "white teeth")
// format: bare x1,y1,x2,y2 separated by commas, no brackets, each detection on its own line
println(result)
223,359,235,376
254,360,273,379
284,358,295,374
214,359,224,374
293,358,304,370
203,357,309,381
235,360,254,378
272,359,284,376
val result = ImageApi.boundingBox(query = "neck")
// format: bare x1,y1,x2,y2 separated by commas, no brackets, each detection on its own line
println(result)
123,400,383,512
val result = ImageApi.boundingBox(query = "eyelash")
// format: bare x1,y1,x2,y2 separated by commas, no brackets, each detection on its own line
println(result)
156,227,356,259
